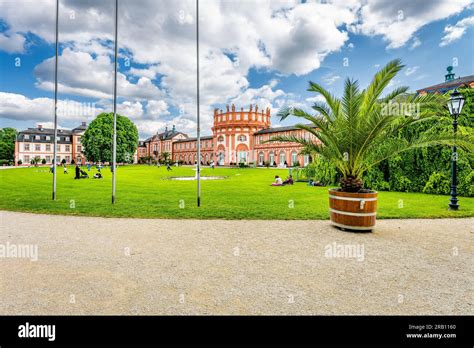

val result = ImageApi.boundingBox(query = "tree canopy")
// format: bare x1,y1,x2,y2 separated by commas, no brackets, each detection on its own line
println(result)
81,113,138,163
0,128,17,163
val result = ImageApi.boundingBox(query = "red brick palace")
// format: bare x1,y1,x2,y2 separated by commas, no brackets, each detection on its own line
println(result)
140,104,319,167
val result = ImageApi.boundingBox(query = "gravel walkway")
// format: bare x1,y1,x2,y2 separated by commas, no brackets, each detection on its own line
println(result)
0,211,472,315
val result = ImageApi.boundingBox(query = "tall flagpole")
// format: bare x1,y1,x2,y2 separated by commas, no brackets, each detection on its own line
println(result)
52,0,59,200
112,0,118,204
196,0,201,207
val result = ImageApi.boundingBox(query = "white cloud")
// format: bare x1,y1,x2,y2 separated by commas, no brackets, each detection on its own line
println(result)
323,73,341,85
34,48,165,100
440,15,474,46
405,66,419,76
410,37,421,50
0,31,25,53
305,95,326,104
353,0,472,49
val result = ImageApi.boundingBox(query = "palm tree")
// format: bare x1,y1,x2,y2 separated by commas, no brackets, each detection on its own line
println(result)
270,59,473,192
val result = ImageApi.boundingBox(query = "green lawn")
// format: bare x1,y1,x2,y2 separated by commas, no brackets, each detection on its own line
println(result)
0,165,472,219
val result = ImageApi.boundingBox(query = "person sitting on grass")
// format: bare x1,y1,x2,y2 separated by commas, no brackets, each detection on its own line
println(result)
271,175,283,186
80,169,89,179
93,172,103,179
282,175,293,185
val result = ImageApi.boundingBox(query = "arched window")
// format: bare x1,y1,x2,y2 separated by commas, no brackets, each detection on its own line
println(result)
304,154,309,167
259,152,264,165
291,151,298,166
269,152,275,166
218,136,224,142
237,134,247,142
279,151,286,165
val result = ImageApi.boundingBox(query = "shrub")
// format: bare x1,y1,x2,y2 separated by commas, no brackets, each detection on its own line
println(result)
41,158,46,164
423,172,451,195
459,171,474,197
302,156,339,185
61,159,66,164
17,159,22,165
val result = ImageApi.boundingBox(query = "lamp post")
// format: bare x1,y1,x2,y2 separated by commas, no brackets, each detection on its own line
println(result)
447,89,465,210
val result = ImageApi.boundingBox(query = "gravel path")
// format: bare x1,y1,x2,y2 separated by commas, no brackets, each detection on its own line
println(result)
0,211,472,315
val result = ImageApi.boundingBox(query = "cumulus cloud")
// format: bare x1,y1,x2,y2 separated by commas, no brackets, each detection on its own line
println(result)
352,0,471,49
34,48,164,100
440,15,474,46
0,31,26,53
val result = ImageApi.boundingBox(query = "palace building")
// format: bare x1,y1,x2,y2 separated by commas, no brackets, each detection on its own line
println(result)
140,104,319,167
15,122,87,166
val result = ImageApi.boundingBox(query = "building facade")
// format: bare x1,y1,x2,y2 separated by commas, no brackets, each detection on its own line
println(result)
138,104,319,167
15,122,87,165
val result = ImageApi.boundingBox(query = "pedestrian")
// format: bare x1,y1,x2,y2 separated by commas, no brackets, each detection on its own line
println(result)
74,164,80,179
63,164,68,174
87,163,91,171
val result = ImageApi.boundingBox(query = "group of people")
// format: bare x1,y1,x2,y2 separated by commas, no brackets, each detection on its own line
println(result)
271,175,294,186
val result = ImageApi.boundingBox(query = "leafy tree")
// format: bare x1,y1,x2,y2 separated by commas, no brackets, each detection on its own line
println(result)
0,128,17,162
160,152,171,164
81,113,138,163
269,59,473,192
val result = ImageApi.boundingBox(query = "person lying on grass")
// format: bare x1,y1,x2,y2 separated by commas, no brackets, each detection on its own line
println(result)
282,175,294,185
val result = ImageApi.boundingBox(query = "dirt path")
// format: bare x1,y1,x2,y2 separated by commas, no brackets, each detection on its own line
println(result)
0,211,472,315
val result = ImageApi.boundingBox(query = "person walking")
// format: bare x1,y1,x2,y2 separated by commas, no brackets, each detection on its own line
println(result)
63,164,68,174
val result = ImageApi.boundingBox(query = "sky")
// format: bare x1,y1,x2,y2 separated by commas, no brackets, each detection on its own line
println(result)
0,0,473,139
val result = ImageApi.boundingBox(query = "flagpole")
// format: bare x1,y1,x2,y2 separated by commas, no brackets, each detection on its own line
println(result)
196,0,201,207
112,0,118,204
52,0,59,200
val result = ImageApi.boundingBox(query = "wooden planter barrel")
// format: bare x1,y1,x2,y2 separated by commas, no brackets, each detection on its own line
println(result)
329,189,378,231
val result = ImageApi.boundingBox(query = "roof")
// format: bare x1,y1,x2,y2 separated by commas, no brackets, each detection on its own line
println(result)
417,75,474,93
143,130,188,142
174,135,213,143
18,128,72,136
254,124,316,135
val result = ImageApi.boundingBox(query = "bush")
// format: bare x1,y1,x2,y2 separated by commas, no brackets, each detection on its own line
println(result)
71,159,75,164
423,172,451,195
459,171,474,197
0,159,11,166
302,156,339,185
41,158,46,164
17,159,22,165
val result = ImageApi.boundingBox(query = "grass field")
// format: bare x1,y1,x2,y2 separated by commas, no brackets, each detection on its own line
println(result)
0,165,472,219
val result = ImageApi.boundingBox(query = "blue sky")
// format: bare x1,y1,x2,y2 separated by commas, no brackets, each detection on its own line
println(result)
0,0,473,139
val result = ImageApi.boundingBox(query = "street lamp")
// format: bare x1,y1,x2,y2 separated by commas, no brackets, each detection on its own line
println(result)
447,89,465,210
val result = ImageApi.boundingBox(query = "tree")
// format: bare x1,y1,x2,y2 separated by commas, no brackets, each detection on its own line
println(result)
0,128,17,162
270,59,473,192
160,152,171,164
81,113,139,163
